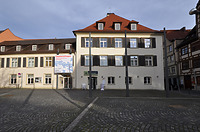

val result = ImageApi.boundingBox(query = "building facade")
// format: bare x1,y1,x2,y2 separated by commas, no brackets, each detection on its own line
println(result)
74,13,164,90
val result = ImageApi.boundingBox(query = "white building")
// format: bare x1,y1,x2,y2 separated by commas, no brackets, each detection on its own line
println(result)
73,13,164,90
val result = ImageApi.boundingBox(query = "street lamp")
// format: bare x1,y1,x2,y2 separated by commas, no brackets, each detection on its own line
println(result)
189,8,200,15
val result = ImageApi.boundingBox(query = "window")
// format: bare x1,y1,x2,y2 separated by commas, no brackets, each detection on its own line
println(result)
169,45,172,52
130,56,138,66
85,38,93,47
27,74,34,84
1,46,5,52
125,77,132,84
193,58,200,68
130,38,137,48
108,77,115,84
115,23,121,30
11,58,18,67
197,76,200,85
115,56,123,66
100,38,107,47
100,56,107,66
145,56,153,66
28,57,34,67
171,67,175,74
170,55,174,62
98,23,104,30
181,47,188,55
49,44,54,50
16,45,21,51
131,23,137,30
182,61,189,70
65,44,71,50
45,74,51,84
85,56,93,66
10,74,17,84
144,77,151,85
45,57,52,67
32,45,37,51
144,39,151,48
115,38,122,48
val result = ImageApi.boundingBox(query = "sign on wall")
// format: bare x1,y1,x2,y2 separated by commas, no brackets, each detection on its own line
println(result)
55,55,73,73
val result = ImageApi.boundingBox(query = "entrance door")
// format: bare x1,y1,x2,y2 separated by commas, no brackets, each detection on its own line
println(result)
88,77,97,90
64,77,70,89
184,75,192,89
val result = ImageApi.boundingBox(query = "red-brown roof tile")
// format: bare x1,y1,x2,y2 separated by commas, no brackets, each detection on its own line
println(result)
166,27,190,41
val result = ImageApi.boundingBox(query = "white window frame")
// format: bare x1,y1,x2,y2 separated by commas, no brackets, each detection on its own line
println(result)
27,74,34,84
115,38,122,48
16,45,21,51
65,44,71,50
28,57,34,67
130,38,137,48
108,77,115,85
85,56,93,66
145,56,153,66
130,56,138,66
169,45,172,52
144,77,151,85
98,23,104,30
45,57,52,67
10,74,17,84
115,23,121,30
11,58,18,67
115,56,123,66
85,38,93,47
1,46,5,52
49,44,54,50
171,67,176,74
144,39,151,48
100,56,108,66
45,74,52,84
32,45,37,51
100,38,107,48
131,23,137,30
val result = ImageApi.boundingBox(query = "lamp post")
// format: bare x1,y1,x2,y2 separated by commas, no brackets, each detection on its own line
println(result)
125,30,129,97
164,28,169,97
89,32,92,98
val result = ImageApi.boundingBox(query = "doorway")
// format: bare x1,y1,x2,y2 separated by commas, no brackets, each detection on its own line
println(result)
64,77,71,89
88,77,97,90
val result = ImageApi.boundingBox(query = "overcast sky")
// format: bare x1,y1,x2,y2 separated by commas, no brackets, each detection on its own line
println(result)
0,0,198,39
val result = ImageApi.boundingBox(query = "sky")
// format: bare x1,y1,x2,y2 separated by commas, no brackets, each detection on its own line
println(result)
0,0,198,39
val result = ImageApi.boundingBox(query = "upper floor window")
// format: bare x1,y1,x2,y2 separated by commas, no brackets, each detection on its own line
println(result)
32,45,37,51
1,46,5,52
49,44,54,50
145,56,153,66
169,45,172,52
171,67,176,74
85,38,93,47
85,55,93,66
65,44,71,50
45,57,52,67
16,45,21,51
100,38,107,47
181,47,188,55
115,23,121,30
115,38,122,48
131,23,137,30
11,58,18,67
130,38,137,48
98,23,104,30
115,56,123,66
100,56,108,66
182,61,189,70
144,39,151,48
130,56,138,66
28,57,34,67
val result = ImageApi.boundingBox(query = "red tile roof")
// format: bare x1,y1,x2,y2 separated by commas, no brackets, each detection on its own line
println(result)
165,27,190,41
0,28,22,43
73,13,161,33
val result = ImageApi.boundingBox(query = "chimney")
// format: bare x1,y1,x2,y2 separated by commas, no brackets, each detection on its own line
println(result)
107,13,114,16
180,27,186,31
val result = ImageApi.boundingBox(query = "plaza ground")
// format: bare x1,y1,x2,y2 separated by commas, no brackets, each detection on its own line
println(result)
0,88,200,132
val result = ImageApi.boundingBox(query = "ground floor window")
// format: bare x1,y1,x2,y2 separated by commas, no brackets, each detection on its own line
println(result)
144,77,151,85
108,77,115,84
45,74,51,84
10,74,17,84
196,76,200,85
125,77,132,84
27,74,34,84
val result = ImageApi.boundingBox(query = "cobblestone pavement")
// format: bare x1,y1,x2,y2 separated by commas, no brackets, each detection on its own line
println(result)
0,89,200,132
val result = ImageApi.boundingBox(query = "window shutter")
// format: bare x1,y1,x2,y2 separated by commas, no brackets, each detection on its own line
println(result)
139,56,145,66
152,38,156,48
107,38,111,47
52,57,55,67
123,56,130,66
111,38,115,47
1,58,4,68
40,57,43,67
81,37,85,47
6,58,10,68
138,38,145,48
23,58,26,67
153,56,157,66
123,56,126,66
18,58,21,67
108,56,115,66
81,55,85,66
122,38,126,48
128,56,130,66
35,57,38,67
93,38,99,47
127,38,130,48
93,55,100,66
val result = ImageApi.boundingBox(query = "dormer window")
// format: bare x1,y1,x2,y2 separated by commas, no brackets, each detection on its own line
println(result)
49,44,54,50
65,44,71,50
115,23,121,30
131,23,137,30
1,46,5,52
16,45,21,51
98,23,104,30
32,45,37,51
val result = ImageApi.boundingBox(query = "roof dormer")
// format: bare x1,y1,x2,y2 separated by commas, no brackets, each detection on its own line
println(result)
130,21,138,31
114,22,122,30
96,22,105,30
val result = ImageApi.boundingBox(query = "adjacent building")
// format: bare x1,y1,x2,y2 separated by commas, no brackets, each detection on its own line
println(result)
0,28,22,43
73,13,164,90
